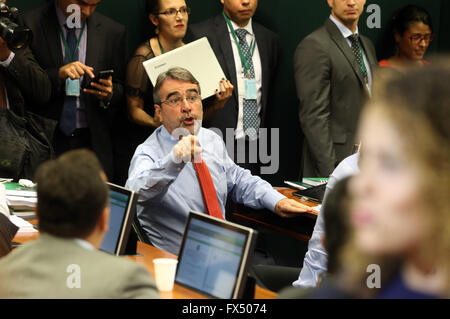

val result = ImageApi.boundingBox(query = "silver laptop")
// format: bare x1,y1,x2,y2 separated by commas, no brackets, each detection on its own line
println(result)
100,183,137,255
175,211,258,299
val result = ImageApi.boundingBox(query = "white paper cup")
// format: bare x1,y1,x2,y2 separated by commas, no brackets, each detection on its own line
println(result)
153,258,178,291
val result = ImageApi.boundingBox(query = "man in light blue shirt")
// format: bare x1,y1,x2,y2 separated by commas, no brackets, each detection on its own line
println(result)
126,67,313,255
293,152,360,288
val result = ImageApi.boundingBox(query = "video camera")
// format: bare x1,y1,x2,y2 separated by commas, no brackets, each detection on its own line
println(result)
0,2,32,49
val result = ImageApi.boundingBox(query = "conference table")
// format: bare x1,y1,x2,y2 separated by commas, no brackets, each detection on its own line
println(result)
231,188,319,242
12,187,317,299
13,226,277,299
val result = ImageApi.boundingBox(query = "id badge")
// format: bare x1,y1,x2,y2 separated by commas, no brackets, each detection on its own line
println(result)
237,77,246,98
65,78,80,97
244,78,257,100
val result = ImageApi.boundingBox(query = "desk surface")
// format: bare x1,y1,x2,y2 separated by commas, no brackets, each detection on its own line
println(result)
231,188,319,242
13,230,276,299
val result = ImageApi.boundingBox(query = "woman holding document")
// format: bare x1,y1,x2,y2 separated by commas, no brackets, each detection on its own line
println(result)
126,0,233,137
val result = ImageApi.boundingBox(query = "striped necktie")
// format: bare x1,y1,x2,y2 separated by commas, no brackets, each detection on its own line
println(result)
348,33,368,84
235,28,259,140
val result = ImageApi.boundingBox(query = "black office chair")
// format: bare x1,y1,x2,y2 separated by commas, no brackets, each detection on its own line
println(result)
124,203,152,255
249,264,301,293
131,213,152,245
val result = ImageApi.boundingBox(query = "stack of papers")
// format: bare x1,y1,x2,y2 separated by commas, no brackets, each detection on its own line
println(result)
284,178,328,190
10,215,38,233
5,183,37,210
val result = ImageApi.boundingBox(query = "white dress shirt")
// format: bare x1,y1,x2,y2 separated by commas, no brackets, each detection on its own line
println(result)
329,14,373,88
293,153,360,288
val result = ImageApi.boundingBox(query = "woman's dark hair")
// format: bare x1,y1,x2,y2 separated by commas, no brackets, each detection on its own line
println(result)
146,0,160,16
392,5,433,35
378,5,433,60
142,0,161,40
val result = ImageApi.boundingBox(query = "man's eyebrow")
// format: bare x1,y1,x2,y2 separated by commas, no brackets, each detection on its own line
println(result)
165,91,182,99
185,88,199,94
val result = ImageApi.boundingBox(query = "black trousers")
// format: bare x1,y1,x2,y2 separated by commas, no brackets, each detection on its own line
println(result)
53,127,91,157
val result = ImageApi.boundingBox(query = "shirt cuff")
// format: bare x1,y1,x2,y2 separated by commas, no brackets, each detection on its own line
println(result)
0,51,15,68
262,188,286,212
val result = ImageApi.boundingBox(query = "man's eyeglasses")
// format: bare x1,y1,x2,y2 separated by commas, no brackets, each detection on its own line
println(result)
404,32,435,44
161,93,201,107
158,7,191,17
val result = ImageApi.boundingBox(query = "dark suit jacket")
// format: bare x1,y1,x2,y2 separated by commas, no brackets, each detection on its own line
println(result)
294,19,377,177
20,2,126,178
1,46,52,117
186,14,280,138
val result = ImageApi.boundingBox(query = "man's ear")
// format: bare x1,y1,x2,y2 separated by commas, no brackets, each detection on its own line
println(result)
155,104,163,123
327,0,334,10
99,206,110,233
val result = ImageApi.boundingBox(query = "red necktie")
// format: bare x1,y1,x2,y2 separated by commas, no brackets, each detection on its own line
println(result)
193,160,224,220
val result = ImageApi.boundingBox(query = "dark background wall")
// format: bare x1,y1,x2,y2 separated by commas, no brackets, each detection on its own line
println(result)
10,0,450,186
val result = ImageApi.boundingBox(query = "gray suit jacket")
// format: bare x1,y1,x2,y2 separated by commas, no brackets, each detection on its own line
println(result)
0,233,159,299
294,19,377,177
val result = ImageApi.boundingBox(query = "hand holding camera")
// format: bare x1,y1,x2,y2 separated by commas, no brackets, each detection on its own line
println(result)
0,2,32,51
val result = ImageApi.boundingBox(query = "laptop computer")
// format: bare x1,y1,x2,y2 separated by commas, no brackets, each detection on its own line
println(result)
100,183,137,255
175,211,258,299
142,37,226,99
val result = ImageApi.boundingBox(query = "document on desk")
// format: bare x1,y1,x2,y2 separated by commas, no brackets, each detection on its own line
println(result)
142,37,226,99
10,215,38,233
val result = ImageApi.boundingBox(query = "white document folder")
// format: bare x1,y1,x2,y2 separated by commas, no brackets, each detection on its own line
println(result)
142,37,226,99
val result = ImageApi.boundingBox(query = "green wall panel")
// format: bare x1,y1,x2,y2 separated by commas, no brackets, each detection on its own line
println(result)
7,0,449,184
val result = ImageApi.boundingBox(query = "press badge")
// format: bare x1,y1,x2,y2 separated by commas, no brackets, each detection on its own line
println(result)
244,78,257,100
65,78,80,97
238,77,246,97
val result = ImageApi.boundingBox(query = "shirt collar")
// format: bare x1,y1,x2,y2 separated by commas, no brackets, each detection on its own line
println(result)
73,238,95,251
159,125,206,145
228,17,254,37
329,14,359,38
160,126,179,143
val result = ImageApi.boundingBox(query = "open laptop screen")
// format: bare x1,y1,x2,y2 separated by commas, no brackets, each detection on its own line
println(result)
175,211,257,299
100,183,135,255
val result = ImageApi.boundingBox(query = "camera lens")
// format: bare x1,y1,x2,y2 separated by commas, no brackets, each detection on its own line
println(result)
0,5,33,49
8,25,32,49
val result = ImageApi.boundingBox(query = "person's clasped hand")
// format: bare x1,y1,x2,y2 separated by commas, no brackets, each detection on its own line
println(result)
58,62,113,101
215,78,234,107
172,134,202,164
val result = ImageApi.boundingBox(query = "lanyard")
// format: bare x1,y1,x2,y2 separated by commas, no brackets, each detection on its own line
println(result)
57,21,86,63
356,40,368,82
223,11,256,75
157,37,165,54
